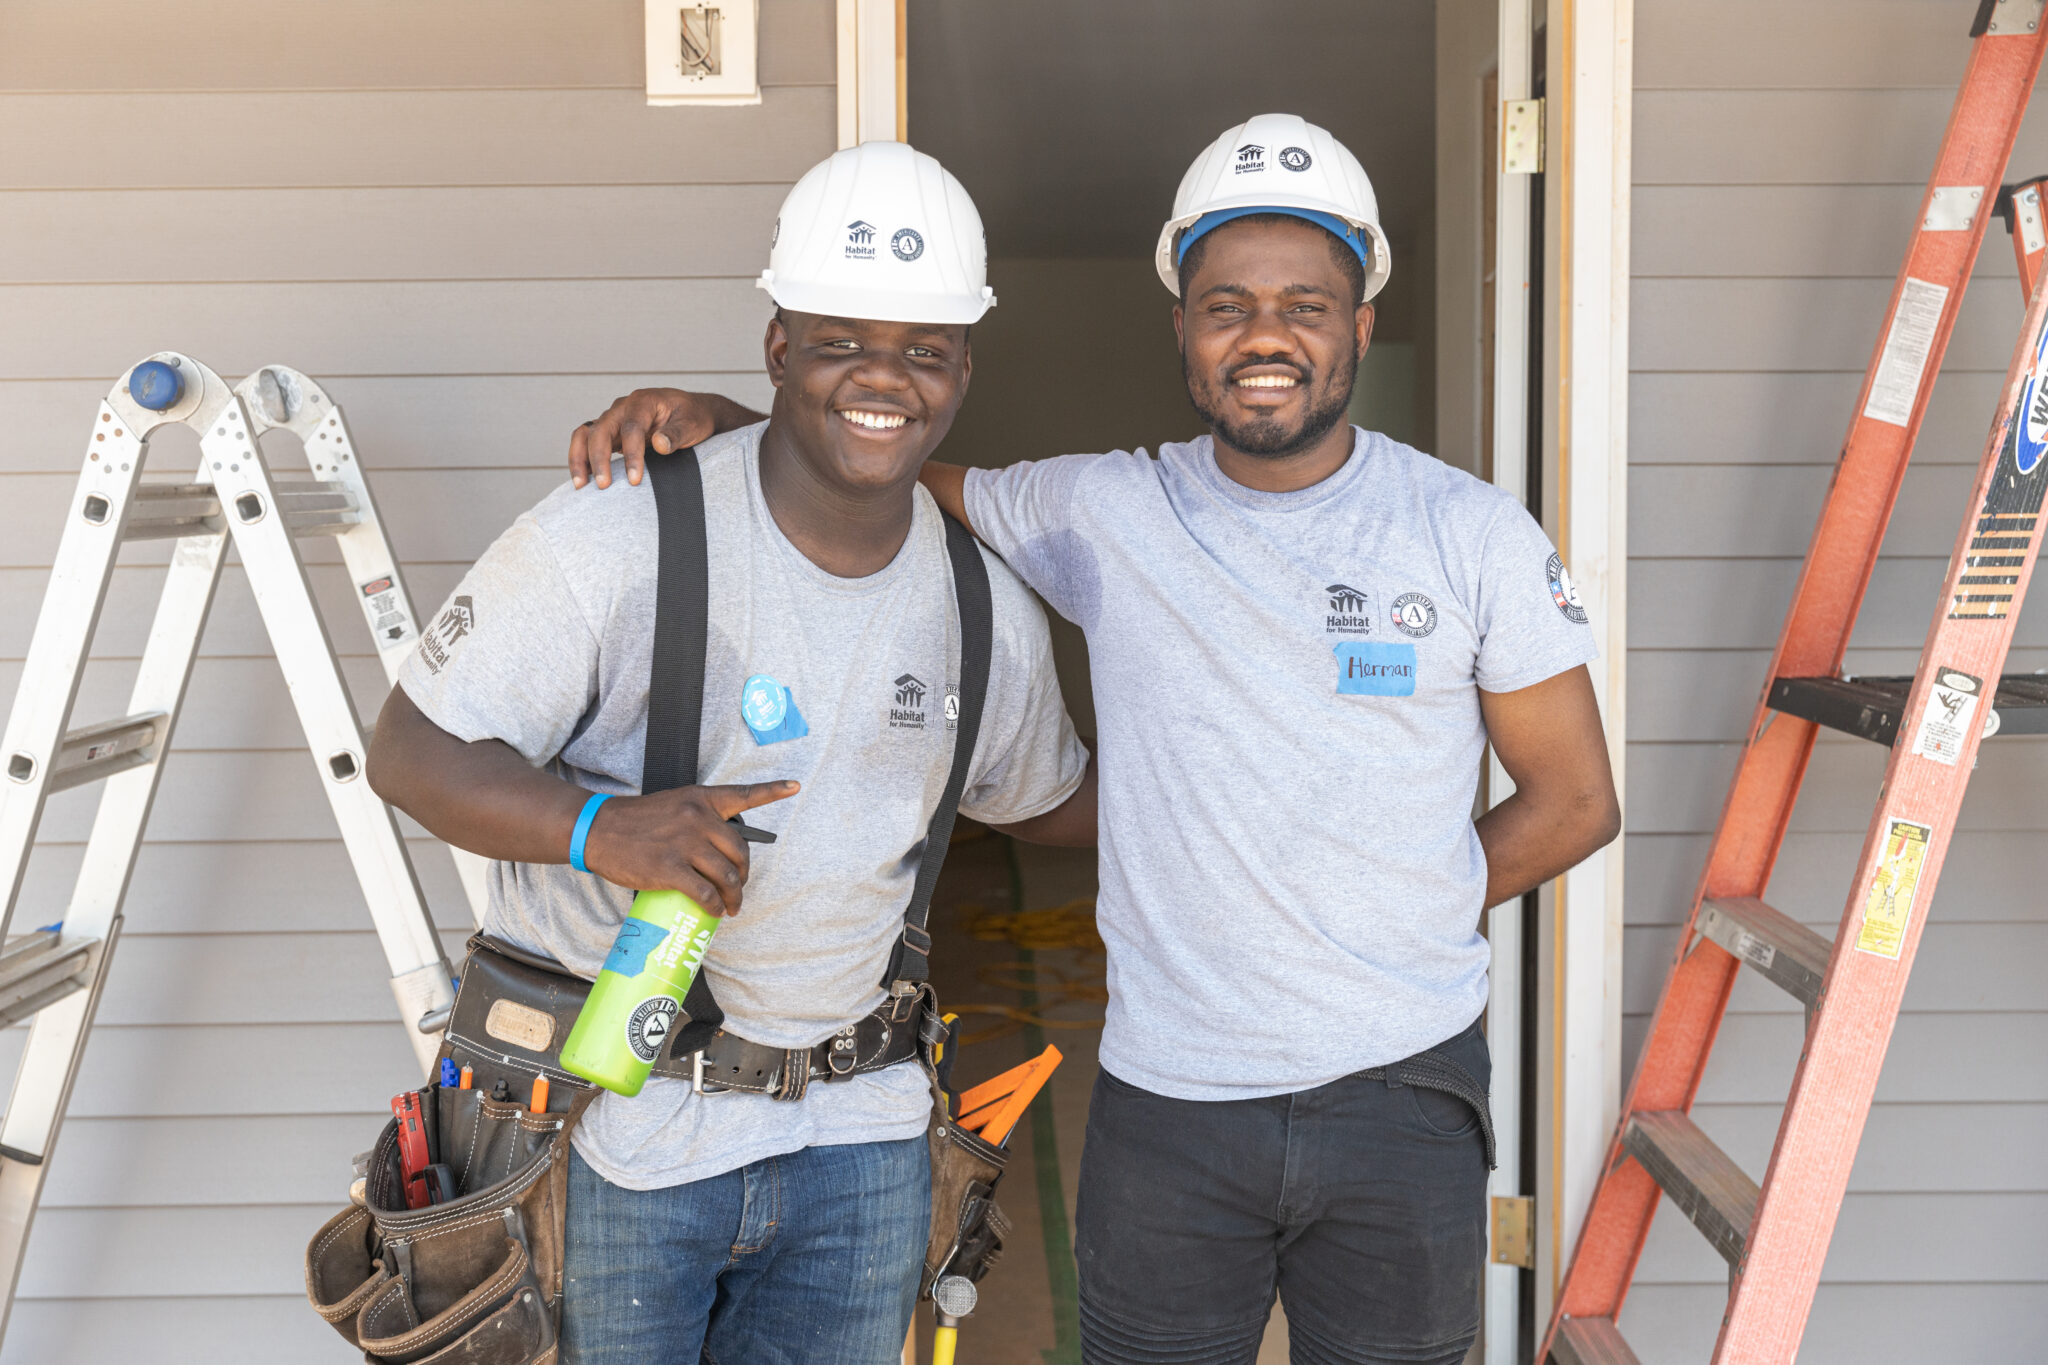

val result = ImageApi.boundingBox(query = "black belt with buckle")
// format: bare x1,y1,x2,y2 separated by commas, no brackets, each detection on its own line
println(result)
659,989,928,1101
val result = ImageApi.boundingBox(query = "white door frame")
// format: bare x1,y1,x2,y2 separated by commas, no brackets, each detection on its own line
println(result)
1451,0,1632,1356
836,0,903,147
1533,0,1633,1339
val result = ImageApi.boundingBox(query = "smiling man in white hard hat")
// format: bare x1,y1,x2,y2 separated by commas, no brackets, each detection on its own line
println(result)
366,141,1092,1363
568,114,1619,1364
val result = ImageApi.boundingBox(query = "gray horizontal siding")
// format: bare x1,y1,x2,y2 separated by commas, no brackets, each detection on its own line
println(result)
0,88,836,189
0,0,834,93
0,3,833,1358
1625,2,2047,1359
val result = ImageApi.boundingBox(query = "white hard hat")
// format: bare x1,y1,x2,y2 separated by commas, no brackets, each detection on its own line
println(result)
757,141,996,325
1154,113,1391,302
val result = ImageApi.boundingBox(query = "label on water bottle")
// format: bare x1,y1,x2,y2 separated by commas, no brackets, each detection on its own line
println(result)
626,995,680,1064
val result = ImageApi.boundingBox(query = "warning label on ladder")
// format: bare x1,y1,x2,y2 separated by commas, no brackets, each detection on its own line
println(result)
359,576,415,645
1908,667,1981,766
1856,818,1931,960
1863,277,1951,427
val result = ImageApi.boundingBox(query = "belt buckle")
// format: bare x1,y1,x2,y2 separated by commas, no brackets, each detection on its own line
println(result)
691,1052,730,1097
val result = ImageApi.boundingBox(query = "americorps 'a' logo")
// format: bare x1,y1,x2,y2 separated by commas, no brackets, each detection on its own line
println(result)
1278,146,1312,172
891,228,924,261
1547,553,1588,624
1391,591,1438,638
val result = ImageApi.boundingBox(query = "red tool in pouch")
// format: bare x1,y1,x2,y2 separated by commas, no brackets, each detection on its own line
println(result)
390,1090,433,1211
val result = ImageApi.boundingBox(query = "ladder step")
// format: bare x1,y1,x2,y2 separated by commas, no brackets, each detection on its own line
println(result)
111,481,358,541
1551,1315,1641,1365
1767,673,2048,746
0,931,96,1027
34,713,165,794
1622,1111,1758,1267
1696,896,1831,1009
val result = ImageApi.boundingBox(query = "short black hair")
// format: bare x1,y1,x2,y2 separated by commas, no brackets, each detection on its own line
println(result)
1175,212,1368,306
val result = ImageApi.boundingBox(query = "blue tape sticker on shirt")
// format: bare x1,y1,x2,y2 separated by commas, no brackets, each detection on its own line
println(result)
1334,641,1417,696
603,919,670,978
740,675,809,746
741,674,788,731
748,691,809,746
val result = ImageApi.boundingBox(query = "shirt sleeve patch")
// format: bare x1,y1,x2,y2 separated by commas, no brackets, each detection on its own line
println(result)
1334,641,1417,696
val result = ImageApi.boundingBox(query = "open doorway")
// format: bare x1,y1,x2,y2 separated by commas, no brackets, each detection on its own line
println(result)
902,5,1475,1364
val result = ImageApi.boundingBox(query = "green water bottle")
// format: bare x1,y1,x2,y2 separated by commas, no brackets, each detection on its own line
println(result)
561,890,719,1097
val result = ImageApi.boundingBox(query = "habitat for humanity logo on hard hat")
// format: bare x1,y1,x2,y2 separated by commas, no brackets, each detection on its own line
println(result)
757,141,996,325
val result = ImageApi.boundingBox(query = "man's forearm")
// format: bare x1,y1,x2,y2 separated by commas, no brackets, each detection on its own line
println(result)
1474,784,1620,908
991,754,1097,846
367,686,585,863
917,461,972,529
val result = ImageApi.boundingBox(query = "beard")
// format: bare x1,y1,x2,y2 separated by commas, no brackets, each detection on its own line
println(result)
1183,341,1359,459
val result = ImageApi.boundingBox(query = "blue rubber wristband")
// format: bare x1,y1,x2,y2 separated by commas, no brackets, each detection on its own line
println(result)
569,792,612,874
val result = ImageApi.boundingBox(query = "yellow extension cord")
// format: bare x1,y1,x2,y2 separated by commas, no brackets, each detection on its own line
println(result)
949,899,1108,1045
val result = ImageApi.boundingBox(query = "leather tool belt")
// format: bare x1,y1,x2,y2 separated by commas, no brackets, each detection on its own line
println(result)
444,934,927,1101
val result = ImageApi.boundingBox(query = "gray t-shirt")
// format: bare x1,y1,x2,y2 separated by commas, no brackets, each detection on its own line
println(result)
965,429,1598,1101
401,423,1086,1189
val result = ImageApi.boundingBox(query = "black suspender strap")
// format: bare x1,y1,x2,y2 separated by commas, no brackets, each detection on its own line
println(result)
641,448,725,1055
881,514,994,988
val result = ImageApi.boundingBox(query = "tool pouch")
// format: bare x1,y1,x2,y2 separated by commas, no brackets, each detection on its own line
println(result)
922,1101,1011,1297
304,1084,589,1365
441,934,598,1091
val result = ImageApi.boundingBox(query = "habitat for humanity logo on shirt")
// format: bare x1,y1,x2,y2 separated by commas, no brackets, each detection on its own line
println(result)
891,673,927,729
1324,583,1373,635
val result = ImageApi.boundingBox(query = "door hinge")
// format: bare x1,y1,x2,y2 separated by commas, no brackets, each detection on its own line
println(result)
1502,98,1544,175
1491,1194,1535,1267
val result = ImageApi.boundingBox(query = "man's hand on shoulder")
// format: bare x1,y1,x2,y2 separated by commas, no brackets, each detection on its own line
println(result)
569,389,765,490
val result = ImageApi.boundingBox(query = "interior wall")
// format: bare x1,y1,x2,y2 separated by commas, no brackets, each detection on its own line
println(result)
0,3,817,1359
1623,2,2048,1358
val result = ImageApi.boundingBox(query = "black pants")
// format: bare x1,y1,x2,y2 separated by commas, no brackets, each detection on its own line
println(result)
1073,1019,1490,1365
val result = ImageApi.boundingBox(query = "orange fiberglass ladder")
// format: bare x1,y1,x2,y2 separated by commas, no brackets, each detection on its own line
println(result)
1544,8,2048,1363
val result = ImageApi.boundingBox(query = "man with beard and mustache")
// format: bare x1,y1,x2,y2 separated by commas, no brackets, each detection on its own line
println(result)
564,115,1619,1365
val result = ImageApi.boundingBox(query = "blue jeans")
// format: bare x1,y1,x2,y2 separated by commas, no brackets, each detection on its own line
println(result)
561,1137,930,1364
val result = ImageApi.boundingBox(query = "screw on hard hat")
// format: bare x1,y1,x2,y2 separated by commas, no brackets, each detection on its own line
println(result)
1153,113,1392,302
755,142,996,325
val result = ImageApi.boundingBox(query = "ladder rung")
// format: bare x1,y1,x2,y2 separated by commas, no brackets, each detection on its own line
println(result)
1768,673,2048,746
1622,1111,1758,1267
1551,1316,1641,1365
0,932,96,1027
1696,896,1831,1009
39,712,165,794
115,481,359,541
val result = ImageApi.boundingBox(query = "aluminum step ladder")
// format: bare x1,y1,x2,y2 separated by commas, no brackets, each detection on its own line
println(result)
1542,7,2048,1361
0,353,473,1338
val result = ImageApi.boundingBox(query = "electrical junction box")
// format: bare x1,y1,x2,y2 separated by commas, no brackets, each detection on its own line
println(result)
646,1,760,106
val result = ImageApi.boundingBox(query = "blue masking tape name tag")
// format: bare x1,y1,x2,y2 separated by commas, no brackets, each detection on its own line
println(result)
603,918,671,977
1334,641,1417,696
